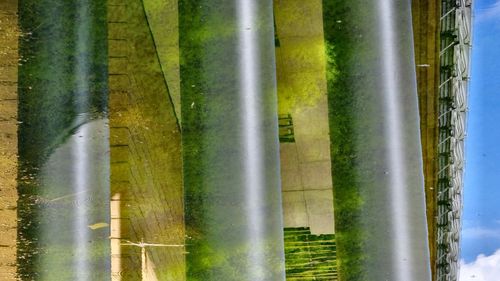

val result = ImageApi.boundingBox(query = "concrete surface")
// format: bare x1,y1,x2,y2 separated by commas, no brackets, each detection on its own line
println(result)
274,0,335,235
108,0,184,280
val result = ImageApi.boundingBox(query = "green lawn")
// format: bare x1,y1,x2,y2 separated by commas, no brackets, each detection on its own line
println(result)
17,0,108,279
179,1,284,280
322,1,381,280
322,1,426,280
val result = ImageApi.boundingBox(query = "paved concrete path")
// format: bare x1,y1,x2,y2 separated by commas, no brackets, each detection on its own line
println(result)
143,0,181,122
0,1,18,279
274,0,335,235
108,0,184,280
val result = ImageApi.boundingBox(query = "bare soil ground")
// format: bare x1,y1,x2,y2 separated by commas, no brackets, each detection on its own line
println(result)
411,0,440,279
0,0,18,279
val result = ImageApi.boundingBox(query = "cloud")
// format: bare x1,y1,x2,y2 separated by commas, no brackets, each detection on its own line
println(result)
460,249,500,281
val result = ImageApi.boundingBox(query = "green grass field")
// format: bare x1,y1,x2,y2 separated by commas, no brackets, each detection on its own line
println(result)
17,0,108,279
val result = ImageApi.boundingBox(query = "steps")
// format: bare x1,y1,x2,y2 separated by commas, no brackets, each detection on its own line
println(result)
284,227,338,280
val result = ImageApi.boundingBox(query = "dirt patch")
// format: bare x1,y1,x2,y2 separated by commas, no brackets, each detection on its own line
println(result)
0,0,18,279
411,1,440,279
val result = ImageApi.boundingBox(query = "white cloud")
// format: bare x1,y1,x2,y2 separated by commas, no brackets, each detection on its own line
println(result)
460,249,500,281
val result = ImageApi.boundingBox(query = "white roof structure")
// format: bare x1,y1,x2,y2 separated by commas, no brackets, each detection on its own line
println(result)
436,0,472,280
